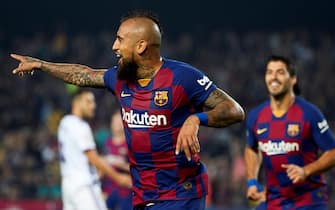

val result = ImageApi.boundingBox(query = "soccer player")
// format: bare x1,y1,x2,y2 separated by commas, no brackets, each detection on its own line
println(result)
102,111,132,210
58,89,131,210
11,11,245,210
244,55,335,210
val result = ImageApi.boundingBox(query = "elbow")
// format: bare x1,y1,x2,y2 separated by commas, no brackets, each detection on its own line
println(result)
232,103,245,123
210,100,245,127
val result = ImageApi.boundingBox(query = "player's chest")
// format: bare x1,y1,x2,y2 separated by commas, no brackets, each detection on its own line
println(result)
255,120,312,156
254,120,309,140
118,86,179,109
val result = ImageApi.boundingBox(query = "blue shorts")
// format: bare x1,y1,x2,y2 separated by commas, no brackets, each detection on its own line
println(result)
106,190,132,210
256,202,327,210
133,197,206,210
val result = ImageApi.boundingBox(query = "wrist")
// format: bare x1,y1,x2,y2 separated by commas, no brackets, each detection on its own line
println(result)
193,112,208,126
38,61,43,69
247,179,263,192
302,166,310,178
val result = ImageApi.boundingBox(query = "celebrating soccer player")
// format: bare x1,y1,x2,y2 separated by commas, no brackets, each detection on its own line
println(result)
244,55,335,210
11,10,244,210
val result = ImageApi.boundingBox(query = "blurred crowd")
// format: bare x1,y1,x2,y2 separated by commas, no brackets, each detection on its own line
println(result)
0,28,335,209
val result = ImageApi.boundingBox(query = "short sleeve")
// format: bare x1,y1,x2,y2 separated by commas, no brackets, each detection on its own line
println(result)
179,66,217,107
76,123,96,152
308,106,335,151
103,66,118,95
246,110,258,150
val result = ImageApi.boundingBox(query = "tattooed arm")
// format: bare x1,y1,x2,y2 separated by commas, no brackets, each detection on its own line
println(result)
11,54,106,88
203,88,245,127
175,88,245,160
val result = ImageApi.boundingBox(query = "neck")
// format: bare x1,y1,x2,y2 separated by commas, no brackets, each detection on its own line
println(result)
137,54,163,79
270,92,295,113
72,109,83,119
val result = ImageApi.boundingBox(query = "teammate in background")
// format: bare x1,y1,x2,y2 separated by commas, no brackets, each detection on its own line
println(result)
11,10,245,210
244,55,335,210
102,111,132,210
57,89,131,210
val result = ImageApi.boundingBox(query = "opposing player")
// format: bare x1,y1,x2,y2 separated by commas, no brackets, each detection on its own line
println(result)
244,55,335,210
58,89,131,210
11,11,245,210
102,112,132,210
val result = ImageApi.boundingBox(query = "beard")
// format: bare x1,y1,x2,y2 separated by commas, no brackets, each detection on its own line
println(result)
271,89,288,101
117,56,139,84
268,81,290,101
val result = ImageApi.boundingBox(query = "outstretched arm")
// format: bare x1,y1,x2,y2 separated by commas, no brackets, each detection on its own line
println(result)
176,88,245,160
11,54,106,88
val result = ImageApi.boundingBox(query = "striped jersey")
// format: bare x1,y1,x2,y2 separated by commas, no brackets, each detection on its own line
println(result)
246,97,335,209
102,137,131,197
103,58,216,206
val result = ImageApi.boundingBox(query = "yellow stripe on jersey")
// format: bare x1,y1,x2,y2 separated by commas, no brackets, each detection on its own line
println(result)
138,79,151,87
273,110,286,118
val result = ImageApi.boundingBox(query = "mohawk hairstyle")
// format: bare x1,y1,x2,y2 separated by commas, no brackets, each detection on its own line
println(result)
121,10,163,35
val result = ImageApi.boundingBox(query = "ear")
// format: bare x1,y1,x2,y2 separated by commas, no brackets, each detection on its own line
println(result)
291,75,297,86
136,40,148,54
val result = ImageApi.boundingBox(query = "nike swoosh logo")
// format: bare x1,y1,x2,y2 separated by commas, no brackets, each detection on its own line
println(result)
257,128,268,135
120,91,131,97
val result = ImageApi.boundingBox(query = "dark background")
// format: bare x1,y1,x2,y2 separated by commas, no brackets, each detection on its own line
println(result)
1,0,335,35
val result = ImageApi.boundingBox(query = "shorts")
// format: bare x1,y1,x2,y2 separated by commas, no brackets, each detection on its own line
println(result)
62,182,107,210
133,197,206,210
256,202,327,210
106,190,132,210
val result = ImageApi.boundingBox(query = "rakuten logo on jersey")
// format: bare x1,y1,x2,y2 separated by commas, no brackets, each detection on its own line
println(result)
259,140,299,155
121,108,168,128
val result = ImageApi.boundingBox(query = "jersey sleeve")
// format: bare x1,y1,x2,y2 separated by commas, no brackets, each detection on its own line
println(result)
246,110,258,150
308,106,335,151
103,66,118,95
179,66,217,107
76,123,96,152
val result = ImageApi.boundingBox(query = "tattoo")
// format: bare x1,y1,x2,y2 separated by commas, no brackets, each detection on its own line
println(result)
204,88,245,127
204,89,228,108
137,66,157,79
41,62,106,88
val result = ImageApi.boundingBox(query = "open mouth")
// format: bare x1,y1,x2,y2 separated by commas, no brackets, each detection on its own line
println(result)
115,53,122,64
269,80,281,88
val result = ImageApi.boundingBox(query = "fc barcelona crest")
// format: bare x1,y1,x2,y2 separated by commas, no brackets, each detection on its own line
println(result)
154,91,169,106
287,124,300,137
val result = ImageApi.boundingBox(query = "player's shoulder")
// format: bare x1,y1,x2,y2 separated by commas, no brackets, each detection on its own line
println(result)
245,100,270,127
104,66,118,77
295,97,319,111
163,58,202,75
248,100,270,118
106,65,118,72
59,115,88,130
294,97,325,121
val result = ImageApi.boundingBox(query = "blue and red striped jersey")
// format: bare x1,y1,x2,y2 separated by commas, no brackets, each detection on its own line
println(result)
103,58,216,206
102,137,131,197
246,97,335,209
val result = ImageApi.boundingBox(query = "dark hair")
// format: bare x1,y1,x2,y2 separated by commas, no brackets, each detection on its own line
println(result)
70,88,91,102
266,55,296,77
266,55,301,95
121,10,163,35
